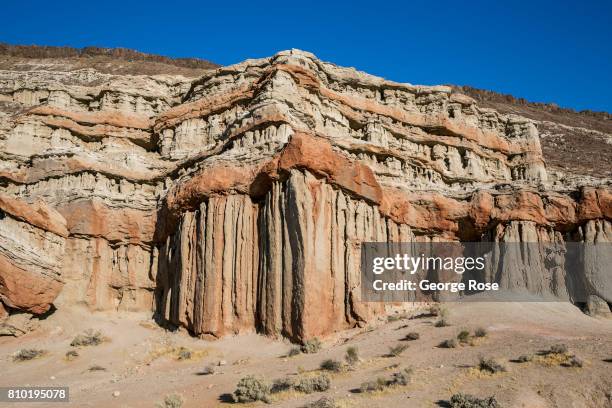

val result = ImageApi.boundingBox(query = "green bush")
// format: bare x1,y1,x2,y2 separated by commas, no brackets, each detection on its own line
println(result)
388,344,409,357
270,377,294,393
177,347,192,360
156,394,184,408
233,375,271,403
345,346,359,365
359,377,387,393
295,373,330,394
449,393,499,408
404,332,420,341
439,338,457,348
389,368,413,386
435,318,450,327
563,355,583,367
548,344,568,355
13,349,46,362
301,338,322,354
288,347,302,357
516,354,533,363
474,327,487,338
457,330,471,343
320,359,342,372
300,397,338,408
71,329,104,347
65,350,79,361
478,357,506,374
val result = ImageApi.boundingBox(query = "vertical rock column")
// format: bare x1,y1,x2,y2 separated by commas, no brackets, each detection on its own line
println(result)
158,195,259,338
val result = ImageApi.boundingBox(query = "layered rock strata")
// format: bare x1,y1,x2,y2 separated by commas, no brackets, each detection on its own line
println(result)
0,50,610,341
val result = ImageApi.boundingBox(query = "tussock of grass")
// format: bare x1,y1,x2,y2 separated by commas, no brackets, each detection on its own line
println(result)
147,345,208,363
156,393,184,408
301,338,322,354
387,344,409,357
71,329,104,347
547,344,568,355
439,338,457,348
359,368,413,393
300,396,338,408
88,365,106,372
516,354,533,363
457,330,471,343
271,377,294,393
403,332,420,341
13,348,47,362
563,355,584,367
65,350,79,361
478,357,506,374
474,327,487,338
345,346,359,365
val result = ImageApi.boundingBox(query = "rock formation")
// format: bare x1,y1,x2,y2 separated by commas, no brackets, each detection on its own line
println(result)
0,49,610,341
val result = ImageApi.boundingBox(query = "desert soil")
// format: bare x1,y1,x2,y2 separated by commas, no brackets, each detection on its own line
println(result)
1,302,611,408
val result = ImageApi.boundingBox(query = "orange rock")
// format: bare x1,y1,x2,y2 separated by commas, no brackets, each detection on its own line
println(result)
278,132,383,205
0,254,62,314
58,199,156,244
0,194,68,237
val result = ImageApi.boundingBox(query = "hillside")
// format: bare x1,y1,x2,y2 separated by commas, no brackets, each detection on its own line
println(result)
454,85,612,178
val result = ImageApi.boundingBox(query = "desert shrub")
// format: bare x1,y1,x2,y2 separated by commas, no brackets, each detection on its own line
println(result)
156,393,184,408
88,365,106,371
478,357,506,374
359,377,387,393
387,314,401,322
389,368,413,386
547,344,568,355
429,304,442,316
320,359,342,372
301,338,322,354
270,377,294,393
177,347,192,360
301,397,338,408
13,348,46,362
404,332,420,341
439,338,457,348
233,375,271,403
294,373,330,394
200,365,215,375
288,347,302,357
71,329,104,347
65,350,79,361
516,354,533,363
388,344,409,357
449,393,500,408
457,330,471,343
345,346,359,365
563,355,583,367
474,327,487,338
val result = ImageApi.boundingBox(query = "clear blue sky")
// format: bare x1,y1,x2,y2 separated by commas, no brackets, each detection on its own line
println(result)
2,0,611,112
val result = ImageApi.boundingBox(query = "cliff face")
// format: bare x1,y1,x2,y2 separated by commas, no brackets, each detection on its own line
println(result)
1,49,610,340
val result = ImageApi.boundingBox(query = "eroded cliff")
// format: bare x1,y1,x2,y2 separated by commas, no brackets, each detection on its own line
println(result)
1,49,610,341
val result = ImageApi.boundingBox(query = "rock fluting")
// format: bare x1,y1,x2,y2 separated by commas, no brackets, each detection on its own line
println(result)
0,49,610,340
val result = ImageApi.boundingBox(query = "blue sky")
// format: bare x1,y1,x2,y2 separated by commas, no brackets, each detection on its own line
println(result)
2,0,611,112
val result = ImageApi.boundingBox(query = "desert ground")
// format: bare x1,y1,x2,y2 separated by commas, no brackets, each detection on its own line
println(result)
1,302,611,408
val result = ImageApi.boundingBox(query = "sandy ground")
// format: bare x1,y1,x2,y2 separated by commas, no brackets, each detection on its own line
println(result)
1,302,611,408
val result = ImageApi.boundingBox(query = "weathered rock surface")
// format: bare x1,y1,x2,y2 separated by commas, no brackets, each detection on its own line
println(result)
0,49,610,341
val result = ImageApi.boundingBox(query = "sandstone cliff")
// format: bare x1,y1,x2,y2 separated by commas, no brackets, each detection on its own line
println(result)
0,49,610,341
